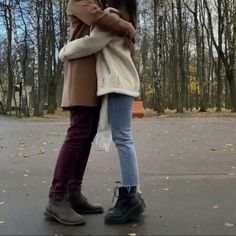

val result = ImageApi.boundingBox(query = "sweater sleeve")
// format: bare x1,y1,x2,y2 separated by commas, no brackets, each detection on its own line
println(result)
67,0,135,39
59,27,113,61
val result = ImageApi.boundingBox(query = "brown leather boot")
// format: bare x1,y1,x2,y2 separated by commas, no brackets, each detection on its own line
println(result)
70,191,104,214
44,197,85,226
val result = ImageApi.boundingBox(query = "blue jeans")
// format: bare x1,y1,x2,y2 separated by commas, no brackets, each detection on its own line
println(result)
108,93,140,187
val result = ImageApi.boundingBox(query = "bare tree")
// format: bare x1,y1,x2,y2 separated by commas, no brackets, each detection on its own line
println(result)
204,0,236,112
0,0,235,116
153,0,164,113
2,0,14,114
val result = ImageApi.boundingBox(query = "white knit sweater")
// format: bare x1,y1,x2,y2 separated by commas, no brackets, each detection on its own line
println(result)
59,8,140,151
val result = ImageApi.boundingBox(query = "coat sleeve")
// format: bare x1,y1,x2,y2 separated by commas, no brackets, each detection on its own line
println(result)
59,27,113,61
67,0,135,39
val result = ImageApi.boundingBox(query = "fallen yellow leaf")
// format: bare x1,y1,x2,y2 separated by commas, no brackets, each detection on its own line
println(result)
0,221,5,224
225,144,235,151
176,151,184,155
226,144,233,148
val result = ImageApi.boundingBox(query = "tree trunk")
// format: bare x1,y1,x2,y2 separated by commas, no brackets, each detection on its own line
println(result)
12,1,24,118
176,0,184,113
153,0,164,113
228,71,236,112
170,0,178,110
204,0,236,112
47,0,57,114
32,0,40,116
4,2,14,114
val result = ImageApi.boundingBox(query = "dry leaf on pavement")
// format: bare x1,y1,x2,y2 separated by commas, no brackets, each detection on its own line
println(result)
38,148,45,154
224,223,234,228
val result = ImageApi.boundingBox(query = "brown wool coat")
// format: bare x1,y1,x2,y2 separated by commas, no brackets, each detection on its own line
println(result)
61,0,135,108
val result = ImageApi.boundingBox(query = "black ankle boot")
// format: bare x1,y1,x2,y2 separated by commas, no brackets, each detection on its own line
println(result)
70,191,104,214
104,186,146,224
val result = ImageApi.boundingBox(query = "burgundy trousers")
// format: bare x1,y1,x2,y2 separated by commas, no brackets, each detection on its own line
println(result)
50,107,100,199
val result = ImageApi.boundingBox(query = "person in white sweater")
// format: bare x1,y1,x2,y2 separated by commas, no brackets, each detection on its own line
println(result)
59,0,145,224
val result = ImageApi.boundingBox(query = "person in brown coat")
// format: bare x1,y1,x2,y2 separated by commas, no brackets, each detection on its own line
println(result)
44,0,136,226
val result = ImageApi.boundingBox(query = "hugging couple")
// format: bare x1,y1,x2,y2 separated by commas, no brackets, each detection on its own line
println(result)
44,0,146,226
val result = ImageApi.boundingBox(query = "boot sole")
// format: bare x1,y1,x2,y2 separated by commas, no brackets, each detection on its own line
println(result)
44,210,85,226
75,208,104,214
104,202,145,224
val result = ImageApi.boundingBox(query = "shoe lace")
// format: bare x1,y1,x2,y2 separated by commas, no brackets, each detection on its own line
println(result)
112,181,122,205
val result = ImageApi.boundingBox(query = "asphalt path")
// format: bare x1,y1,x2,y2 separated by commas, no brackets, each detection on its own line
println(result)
0,116,236,235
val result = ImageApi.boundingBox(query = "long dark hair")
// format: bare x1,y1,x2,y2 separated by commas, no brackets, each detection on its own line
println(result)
107,0,137,55
101,0,107,9
107,0,137,29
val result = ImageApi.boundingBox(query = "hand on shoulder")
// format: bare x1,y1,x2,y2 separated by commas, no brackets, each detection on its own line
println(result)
104,7,136,40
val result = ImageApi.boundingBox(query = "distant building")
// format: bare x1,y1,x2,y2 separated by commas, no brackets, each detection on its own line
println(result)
0,84,32,109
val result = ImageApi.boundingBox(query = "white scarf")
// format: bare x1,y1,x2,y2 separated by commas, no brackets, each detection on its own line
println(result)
95,95,112,152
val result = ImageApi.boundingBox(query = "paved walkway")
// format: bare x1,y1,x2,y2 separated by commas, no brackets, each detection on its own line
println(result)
0,116,236,235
